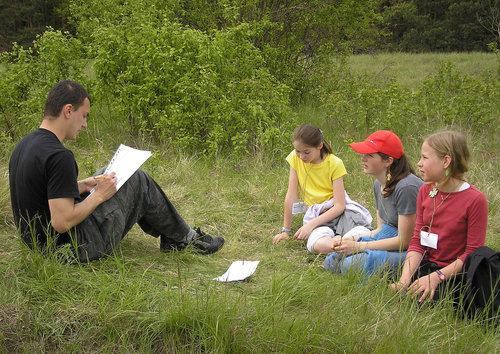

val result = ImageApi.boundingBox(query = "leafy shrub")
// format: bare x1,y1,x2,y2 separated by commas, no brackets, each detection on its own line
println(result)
0,30,89,140
233,0,380,98
417,62,499,128
90,18,294,155
70,0,380,100
317,61,499,139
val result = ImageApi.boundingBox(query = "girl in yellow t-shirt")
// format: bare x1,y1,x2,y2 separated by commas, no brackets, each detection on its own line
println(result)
273,124,372,254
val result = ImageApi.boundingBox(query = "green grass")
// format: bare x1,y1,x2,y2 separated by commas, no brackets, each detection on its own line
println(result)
1,53,499,352
347,52,499,90
1,144,499,352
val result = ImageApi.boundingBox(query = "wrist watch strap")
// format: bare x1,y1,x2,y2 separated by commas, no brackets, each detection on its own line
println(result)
436,270,446,282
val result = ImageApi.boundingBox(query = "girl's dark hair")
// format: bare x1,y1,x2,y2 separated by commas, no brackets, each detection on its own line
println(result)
379,153,415,198
44,80,90,119
293,124,332,157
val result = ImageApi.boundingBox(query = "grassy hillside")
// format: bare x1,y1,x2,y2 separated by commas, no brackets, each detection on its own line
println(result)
0,53,499,352
347,52,499,90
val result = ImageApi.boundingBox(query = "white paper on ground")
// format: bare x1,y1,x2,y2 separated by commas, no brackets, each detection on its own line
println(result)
213,261,260,282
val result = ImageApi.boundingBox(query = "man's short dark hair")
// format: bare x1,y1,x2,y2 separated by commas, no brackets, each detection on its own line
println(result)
44,80,90,118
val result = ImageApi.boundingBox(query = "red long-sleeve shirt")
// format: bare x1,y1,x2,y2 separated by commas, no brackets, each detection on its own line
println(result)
407,183,488,267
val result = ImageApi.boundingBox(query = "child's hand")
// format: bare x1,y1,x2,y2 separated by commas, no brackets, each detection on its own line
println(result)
389,276,412,297
408,273,440,303
333,239,360,256
293,224,314,240
389,281,408,293
272,232,290,244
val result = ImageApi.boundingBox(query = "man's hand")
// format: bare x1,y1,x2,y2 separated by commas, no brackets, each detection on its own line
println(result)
78,177,98,194
93,173,118,202
48,173,117,233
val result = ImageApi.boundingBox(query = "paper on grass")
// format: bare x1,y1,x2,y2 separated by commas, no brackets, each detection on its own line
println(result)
90,144,152,194
213,261,260,282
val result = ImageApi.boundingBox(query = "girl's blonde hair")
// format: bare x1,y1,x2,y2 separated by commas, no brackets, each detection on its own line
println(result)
293,124,332,157
424,131,470,186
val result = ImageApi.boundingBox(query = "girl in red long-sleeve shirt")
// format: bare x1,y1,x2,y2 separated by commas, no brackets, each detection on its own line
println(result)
391,131,488,303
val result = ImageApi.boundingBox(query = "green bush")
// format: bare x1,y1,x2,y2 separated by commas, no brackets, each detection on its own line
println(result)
417,62,498,128
70,0,380,100
317,60,499,139
0,30,89,141
90,19,294,155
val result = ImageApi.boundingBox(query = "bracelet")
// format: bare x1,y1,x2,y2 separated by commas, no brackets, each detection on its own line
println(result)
281,227,291,233
436,270,446,282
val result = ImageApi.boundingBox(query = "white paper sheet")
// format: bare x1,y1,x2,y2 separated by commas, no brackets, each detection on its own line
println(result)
213,261,260,282
101,144,152,191
88,144,152,197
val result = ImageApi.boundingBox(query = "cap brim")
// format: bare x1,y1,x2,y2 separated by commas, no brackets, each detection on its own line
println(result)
348,142,378,154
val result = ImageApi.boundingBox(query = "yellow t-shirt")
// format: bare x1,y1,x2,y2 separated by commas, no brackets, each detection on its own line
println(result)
286,150,347,206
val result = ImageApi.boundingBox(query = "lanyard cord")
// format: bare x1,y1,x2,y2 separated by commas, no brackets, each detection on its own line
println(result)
426,191,451,234
298,163,314,201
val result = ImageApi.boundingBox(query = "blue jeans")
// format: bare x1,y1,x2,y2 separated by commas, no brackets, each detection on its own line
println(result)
323,224,406,277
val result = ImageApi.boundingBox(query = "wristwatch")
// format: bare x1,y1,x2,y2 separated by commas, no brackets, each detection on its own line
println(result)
436,270,446,282
281,227,291,233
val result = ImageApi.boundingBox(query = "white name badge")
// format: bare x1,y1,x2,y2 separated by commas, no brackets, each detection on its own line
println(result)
420,230,438,249
292,202,307,215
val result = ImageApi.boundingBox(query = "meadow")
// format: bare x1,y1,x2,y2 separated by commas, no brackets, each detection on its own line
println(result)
0,52,499,352
346,52,499,90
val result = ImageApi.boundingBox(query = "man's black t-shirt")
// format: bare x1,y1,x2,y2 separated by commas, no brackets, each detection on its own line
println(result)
9,128,80,247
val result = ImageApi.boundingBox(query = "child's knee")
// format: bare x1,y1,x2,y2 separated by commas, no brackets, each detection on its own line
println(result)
307,226,334,253
343,225,371,239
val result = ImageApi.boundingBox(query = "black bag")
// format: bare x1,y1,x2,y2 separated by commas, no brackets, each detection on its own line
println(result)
463,246,500,325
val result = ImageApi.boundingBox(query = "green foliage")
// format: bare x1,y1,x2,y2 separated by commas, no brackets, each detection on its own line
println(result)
69,0,178,42
70,0,380,97
317,60,500,138
345,52,499,90
77,7,295,155
379,0,496,52
417,62,499,128
0,30,89,140
233,0,380,97
0,0,71,51
173,0,240,32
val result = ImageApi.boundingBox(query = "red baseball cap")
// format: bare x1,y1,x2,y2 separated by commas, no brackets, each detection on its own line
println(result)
349,130,404,159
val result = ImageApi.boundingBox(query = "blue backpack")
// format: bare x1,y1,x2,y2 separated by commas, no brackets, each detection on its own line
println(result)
463,246,500,325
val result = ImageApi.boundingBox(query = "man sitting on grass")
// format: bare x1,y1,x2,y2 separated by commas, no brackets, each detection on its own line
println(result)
9,80,224,261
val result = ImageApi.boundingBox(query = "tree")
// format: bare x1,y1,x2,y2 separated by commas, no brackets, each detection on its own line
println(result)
477,0,500,45
0,0,70,51
379,0,495,52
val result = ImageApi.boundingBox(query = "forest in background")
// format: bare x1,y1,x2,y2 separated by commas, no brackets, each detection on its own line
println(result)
1,0,499,157
0,0,498,53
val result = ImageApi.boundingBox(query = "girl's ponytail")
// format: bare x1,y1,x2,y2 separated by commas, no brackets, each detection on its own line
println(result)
321,139,333,156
